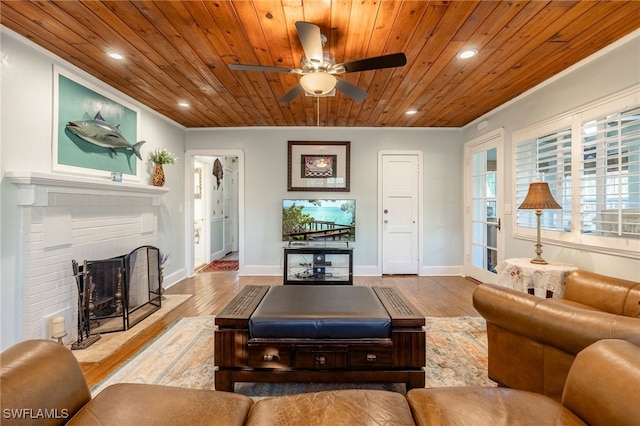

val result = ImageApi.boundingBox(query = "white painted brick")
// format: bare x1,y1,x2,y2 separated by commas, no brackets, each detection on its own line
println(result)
18,190,161,342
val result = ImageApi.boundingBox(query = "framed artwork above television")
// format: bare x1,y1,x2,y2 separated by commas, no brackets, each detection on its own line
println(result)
288,141,350,192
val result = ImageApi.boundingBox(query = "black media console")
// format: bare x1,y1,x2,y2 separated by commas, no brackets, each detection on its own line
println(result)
283,246,353,285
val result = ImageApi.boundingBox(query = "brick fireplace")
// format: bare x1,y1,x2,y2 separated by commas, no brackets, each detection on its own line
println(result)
6,172,168,345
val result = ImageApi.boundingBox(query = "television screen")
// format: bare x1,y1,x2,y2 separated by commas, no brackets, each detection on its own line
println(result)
282,199,356,242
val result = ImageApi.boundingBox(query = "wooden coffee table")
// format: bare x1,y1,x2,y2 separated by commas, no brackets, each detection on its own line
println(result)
214,285,425,392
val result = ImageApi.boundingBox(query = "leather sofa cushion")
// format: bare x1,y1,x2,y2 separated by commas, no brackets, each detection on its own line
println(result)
249,286,391,339
67,383,253,426
246,389,414,426
407,387,585,426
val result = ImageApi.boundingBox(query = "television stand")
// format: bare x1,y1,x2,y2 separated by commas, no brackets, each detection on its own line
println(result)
283,246,353,285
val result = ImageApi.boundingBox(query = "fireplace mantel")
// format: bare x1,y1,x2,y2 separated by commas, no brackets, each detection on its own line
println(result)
6,171,169,207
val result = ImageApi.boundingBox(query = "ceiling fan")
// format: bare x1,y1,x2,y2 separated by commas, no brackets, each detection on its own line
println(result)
229,21,407,103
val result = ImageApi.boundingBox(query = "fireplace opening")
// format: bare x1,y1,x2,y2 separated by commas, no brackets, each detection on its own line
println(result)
72,245,162,348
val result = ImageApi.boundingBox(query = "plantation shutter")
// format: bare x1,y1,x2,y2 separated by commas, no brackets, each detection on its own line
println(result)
515,127,572,232
580,106,640,238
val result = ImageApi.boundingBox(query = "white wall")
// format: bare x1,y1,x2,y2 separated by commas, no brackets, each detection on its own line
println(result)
2,25,638,348
1,29,186,349
185,127,464,276
463,31,640,281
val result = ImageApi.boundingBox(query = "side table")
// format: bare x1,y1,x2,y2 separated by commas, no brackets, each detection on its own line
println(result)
496,258,578,298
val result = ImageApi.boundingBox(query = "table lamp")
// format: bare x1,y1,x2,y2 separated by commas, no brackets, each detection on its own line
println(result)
518,182,562,265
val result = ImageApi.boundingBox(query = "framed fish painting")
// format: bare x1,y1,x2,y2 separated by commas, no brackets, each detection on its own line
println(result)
52,66,142,181
287,141,350,192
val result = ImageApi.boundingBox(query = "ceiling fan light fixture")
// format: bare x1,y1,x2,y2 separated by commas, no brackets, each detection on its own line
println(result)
300,72,336,95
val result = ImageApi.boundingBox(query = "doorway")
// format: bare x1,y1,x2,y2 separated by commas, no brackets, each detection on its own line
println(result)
379,152,422,275
464,129,504,283
185,150,243,276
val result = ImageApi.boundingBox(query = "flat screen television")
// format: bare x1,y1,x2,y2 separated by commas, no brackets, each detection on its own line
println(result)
282,199,356,242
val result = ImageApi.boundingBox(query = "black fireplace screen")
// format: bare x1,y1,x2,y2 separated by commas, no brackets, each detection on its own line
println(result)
73,245,162,339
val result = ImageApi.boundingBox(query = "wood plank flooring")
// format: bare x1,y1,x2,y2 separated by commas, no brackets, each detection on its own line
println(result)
81,272,480,387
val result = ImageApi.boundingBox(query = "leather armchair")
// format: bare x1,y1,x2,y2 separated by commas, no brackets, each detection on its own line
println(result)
473,269,640,400
407,339,640,426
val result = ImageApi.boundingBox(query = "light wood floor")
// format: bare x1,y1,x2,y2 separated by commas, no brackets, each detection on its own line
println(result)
81,272,481,387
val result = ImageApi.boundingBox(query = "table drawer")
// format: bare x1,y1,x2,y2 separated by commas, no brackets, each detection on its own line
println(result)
350,345,393,368
294,345,348,369
248,343,291,368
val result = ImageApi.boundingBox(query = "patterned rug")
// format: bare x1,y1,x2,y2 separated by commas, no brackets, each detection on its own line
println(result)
199,260,239,272
91,315,493,398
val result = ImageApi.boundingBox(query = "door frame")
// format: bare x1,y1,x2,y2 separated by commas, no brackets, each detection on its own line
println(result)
377,150,423,275
184,149,245,277
463,128,504,282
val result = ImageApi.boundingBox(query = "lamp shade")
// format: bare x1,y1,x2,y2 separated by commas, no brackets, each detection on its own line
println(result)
300,72,336,95
518,182,562,210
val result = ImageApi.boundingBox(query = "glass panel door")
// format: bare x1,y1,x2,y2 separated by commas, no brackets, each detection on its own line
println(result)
465,130,503,283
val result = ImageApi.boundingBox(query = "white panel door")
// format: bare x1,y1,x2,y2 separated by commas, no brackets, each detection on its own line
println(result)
381,154,420,274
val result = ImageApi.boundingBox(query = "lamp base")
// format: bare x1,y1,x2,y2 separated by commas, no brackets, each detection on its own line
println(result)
530,256,548,265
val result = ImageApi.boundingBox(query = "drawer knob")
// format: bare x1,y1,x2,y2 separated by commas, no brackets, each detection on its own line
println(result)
366,354,377,362
315,356,326,365
263,354,279,361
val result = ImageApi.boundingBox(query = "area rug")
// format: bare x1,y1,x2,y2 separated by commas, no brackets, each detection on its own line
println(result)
92,315,493,398
199,260,239,272
71,294,193,364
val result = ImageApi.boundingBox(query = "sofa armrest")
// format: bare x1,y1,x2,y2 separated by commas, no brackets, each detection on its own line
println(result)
0,340,91,425
472,283,544,337
562,339,640,426
531,300,640,354
564,270,640,316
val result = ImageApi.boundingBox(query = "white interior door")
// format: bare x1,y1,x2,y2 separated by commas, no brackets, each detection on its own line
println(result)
223,160,233,254
381,154,420,274
193,161,206,268
465,130,504,283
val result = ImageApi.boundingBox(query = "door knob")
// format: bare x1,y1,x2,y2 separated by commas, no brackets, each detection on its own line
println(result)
384,220,388,224
384,209,388,214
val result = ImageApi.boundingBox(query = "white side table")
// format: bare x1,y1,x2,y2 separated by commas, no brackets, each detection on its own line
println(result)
496,258,578,298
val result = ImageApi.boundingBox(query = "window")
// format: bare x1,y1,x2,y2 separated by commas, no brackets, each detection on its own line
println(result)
515,125,572,233
513,89,639,258
580,106,640,238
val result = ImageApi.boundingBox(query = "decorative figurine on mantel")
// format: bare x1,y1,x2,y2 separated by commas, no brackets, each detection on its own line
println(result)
148,148,178,186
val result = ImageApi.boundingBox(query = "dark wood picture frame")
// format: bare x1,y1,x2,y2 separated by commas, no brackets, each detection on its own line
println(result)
287,141,350,192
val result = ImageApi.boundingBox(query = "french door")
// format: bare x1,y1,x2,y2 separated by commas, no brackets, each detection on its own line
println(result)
465,130,504,283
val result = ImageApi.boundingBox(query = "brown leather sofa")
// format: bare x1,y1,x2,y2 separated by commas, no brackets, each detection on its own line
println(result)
473,269,640,401
2,338,638,425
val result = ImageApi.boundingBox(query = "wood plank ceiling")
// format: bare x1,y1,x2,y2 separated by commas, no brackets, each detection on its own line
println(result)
1,1,639,128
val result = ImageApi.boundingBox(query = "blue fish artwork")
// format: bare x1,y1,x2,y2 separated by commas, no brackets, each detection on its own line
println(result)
66,111,145,160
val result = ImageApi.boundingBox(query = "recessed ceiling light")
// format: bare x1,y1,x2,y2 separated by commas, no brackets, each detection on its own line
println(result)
405,110,418,115
108,52,124,60
457,49,477,60
178,101,190,108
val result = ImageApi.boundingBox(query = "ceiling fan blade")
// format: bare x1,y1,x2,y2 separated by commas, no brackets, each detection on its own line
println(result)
295,21,324,66
279,84,304,103
229,63,298,74
337,52,407,73
335,78,368,101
